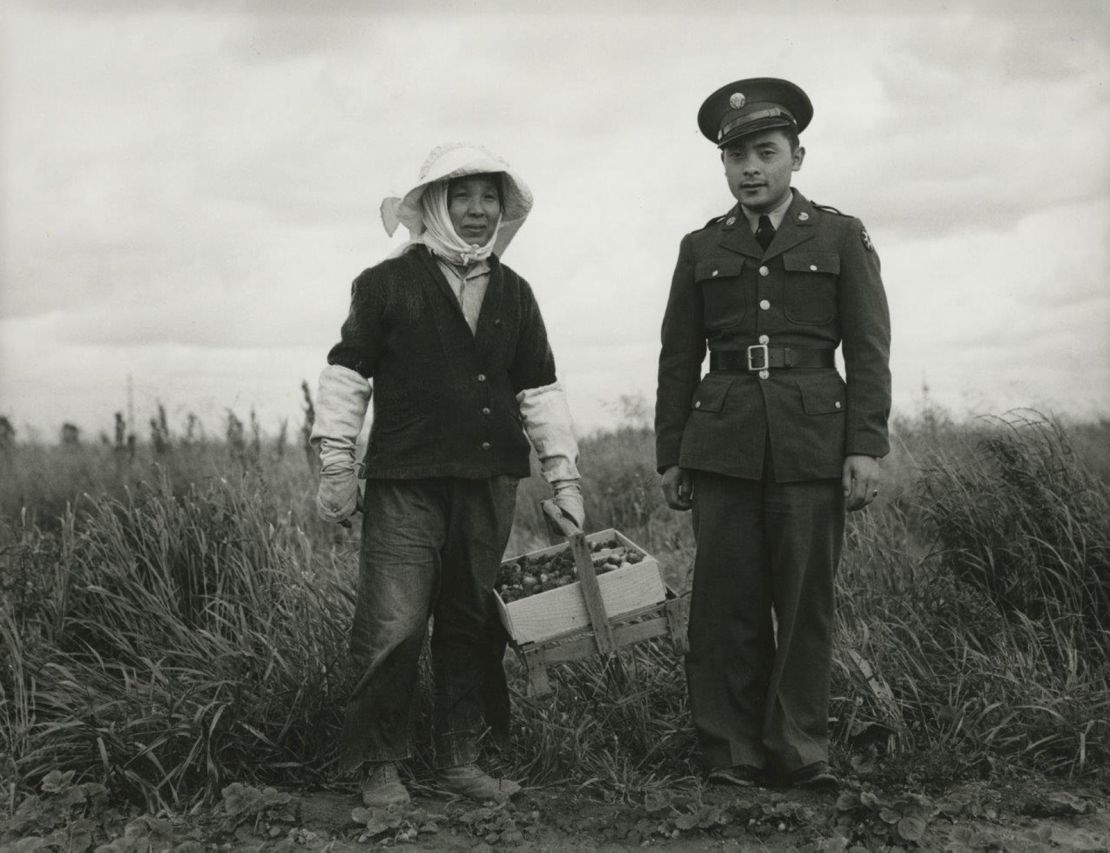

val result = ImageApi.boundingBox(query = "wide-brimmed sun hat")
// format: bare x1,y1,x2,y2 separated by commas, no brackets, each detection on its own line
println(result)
380,143,533,256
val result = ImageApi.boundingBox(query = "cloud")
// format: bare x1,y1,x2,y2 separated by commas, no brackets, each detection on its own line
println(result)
881,196,1109,417
2,1,1107,436
749,3,1110,241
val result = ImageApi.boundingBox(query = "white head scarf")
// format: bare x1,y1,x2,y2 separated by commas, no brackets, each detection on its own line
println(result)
380,143,533,263
416,179,503,266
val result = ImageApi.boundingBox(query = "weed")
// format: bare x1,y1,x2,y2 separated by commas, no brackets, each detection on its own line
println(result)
0,405,1108,823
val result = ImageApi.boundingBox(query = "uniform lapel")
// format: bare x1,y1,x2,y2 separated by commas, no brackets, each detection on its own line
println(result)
718,204,764,259
761,190,817,260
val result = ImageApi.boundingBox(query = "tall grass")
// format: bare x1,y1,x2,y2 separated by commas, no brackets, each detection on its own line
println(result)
921,413,1109,643
1,410,1108,811
832,413,1110,779
1,472,354,809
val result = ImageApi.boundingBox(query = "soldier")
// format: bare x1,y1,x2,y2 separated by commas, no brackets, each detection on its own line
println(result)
311,143,584,806
655,79,891,790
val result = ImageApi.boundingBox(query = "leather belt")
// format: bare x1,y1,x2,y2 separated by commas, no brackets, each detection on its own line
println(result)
710,346,835,372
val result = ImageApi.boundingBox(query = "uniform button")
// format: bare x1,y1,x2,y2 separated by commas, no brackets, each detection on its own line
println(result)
711,269,719,277
759,265,769,277
477,374,486,382
758,334,769,344
481,407,491,416
809,264,818,271
694,400,702,409
834,401,842,409
481,441,491,450
758,369,770,380
799,211,810,221
760,299,771,310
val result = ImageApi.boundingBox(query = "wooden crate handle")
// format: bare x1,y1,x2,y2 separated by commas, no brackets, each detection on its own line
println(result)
568,531,616,654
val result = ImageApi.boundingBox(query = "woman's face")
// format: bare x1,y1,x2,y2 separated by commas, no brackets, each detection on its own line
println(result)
447,175,501,246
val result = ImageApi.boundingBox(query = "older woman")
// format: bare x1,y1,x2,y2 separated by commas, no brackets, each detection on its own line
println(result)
310,143,583,806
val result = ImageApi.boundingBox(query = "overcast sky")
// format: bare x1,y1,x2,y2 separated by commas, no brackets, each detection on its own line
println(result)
1,0,1107,442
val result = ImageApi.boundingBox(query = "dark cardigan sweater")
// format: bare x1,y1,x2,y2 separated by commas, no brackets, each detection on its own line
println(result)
326,245,557,479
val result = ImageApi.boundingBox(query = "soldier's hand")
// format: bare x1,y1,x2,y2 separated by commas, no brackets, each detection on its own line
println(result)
661,466,694,512
842,455,883,512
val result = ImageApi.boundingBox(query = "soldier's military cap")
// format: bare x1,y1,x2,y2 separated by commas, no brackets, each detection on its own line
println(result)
697,78,813,148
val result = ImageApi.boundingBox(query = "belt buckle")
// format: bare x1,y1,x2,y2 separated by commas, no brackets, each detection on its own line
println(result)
746,344,769,372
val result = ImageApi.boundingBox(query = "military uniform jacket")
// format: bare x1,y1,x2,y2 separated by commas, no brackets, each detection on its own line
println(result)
326,245,556,480
655,190,891,482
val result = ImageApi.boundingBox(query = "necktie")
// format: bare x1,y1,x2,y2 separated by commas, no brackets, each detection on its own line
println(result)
755,214,775,250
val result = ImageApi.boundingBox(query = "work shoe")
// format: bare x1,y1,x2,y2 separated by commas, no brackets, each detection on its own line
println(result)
785,761,840,792
707,765,763,788
437,763,521,802
360,762,411,807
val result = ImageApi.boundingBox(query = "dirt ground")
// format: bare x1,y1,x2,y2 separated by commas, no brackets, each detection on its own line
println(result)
196,777,1110,852
4,774,1109,851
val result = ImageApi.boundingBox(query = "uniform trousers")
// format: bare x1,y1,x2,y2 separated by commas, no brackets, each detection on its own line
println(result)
337,476,517,773
686,455,844,775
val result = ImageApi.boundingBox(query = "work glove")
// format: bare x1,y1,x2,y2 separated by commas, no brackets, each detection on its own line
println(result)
310,364,372,523
551,479,585,530
517,380,585,529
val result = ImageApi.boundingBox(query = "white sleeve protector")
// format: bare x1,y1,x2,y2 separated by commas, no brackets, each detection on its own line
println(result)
517,380,584,528
310,364,372,522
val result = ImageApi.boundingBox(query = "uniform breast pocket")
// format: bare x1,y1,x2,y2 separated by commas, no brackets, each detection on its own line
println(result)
783,251,840,325
695,257,746,330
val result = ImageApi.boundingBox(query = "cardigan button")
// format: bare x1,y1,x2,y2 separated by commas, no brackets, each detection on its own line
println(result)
481,441,492,451
477,374,486,382
481,407,491,416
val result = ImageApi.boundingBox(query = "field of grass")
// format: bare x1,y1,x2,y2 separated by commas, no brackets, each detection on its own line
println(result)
1,404,1108,847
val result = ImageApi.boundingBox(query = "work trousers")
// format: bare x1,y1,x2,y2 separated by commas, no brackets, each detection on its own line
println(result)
686,465,844,775
337,476,517,773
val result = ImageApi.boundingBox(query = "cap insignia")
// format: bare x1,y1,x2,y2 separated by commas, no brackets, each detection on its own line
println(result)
729,92,746,109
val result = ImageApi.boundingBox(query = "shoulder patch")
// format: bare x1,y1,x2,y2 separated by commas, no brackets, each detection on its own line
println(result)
860,225,875,253
813,202,848,217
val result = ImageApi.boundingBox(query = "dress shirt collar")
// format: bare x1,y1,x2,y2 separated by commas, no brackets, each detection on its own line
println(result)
740,189,794,232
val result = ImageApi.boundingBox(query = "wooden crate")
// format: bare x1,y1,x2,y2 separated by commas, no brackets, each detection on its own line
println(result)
496,526,689,696
494,529,666,645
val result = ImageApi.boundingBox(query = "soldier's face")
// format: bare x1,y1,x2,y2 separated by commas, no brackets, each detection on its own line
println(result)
447,175,502,246
722,130,805,212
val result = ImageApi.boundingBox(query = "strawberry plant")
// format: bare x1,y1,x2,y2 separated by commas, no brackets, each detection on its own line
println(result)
1,770,116,851
834,788,937,847
215,782,295,842
452,801,539,846
350,804,441,845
